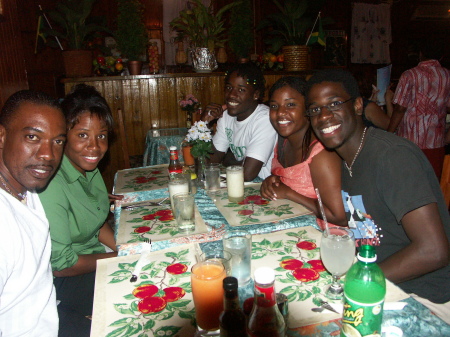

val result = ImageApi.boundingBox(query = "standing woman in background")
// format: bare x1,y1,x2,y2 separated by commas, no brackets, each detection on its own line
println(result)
39,84,122,335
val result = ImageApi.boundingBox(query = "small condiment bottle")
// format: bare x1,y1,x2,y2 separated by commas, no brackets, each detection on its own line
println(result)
219,276,246,337
247,267,286,337
168,146,183,178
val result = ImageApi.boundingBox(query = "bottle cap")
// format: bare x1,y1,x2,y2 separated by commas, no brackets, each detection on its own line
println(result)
254,267,274,284
223,276,238,291
169,146,177,151
357,244,377,262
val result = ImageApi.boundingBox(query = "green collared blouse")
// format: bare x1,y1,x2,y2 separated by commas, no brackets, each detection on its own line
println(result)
39,155,110,271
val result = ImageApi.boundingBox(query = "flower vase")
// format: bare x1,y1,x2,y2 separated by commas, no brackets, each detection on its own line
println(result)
186,111,193,128
195,155,206,187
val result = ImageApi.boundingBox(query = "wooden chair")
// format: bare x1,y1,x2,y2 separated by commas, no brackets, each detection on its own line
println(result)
116,108,131,169
439,154,450,209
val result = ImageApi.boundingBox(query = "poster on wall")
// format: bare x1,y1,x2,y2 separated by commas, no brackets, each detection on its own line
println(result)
324,30,347,68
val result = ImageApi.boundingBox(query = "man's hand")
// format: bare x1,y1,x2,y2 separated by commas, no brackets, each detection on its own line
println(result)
201,103,226,123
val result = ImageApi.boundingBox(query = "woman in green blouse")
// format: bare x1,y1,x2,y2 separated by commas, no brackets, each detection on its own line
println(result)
39,84,121,324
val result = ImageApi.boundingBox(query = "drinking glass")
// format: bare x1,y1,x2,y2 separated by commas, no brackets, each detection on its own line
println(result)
204,164,221,194
191,260,226,333
226,166,244,202
168,177,189,209
173,192,195,234
320,226,355,299
199,250,232,275
223,229,252,286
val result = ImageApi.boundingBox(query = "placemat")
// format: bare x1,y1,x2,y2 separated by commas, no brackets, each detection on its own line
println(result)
250,226,410,328
212,183,313,227
91,243,199,337
116,200,208,244
113,165,169,194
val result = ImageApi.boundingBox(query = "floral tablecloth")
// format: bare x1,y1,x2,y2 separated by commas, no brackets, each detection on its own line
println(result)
113,165,169,195
212,183,312,227
91,243,198,337
116,201,209,245
92,226,412,337
250,226,409,328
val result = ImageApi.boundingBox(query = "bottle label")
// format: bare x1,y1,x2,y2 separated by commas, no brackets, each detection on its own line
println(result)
254,284,276,307
341,296,384,337
170,151,179,161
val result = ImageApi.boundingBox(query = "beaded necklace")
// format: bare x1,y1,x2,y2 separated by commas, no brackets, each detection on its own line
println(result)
0,171,27,201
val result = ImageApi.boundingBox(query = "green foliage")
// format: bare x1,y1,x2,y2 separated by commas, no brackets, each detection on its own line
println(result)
170,0,238,51
43,0,110,50
257,0,330,53
229,0,254,59
116,0,148,61
189,140,213,158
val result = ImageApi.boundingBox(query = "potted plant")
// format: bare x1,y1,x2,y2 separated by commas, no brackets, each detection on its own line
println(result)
257,0,329,71
43,0,111,77
228,0,254,62
170,0,238,72
115,0,148,75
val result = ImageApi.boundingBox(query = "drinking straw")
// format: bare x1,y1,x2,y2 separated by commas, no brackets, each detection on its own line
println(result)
315,188,330,235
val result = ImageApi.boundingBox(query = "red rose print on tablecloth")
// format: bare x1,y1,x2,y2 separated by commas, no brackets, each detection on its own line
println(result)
238,210,254,216
280,259,304,270
166,263,188,275
141,213,156,220
293,268,320,282
238,195,269,205
132,284,159,298
134,176,157,184
296,241,317,250
137,296,167,314
162,287,186,302
134,226,151,233
308,259,326,272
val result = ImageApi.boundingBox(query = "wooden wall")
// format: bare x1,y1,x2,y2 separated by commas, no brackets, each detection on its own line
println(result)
0,0,28,107
63,72,301,190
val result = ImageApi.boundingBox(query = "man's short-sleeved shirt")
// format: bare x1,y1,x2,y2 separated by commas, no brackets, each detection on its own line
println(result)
393,60,450,149
341,127,450,303
213,104,277,179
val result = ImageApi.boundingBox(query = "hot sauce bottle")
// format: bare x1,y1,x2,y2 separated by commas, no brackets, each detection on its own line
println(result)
247,267,286,337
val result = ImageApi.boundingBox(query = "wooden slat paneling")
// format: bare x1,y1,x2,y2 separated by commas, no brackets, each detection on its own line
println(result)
63,72,311,190
0,0,28,106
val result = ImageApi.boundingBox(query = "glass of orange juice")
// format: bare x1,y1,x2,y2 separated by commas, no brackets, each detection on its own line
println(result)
191,260,226,332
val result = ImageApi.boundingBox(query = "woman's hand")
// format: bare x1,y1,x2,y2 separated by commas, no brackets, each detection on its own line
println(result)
201,103,226,123
260,175,292,200
261,175,280,200
108,194,124,203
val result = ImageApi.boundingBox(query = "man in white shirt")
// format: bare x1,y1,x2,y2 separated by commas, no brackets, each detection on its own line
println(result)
0,90,66,336
202,63,277,181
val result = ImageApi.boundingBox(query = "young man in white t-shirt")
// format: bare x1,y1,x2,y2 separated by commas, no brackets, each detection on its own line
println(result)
201,63,277,181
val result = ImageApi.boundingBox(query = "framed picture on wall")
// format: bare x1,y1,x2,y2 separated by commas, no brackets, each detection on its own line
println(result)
324,30,347,68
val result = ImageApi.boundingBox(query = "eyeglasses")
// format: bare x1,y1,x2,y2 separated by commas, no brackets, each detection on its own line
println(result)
305,98,353,117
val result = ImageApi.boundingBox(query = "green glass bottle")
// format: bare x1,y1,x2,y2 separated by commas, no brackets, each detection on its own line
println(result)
341,245,386,337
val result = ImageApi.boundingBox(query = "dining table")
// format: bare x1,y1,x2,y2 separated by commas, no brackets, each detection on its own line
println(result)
143,128,188,166
90,164,450,337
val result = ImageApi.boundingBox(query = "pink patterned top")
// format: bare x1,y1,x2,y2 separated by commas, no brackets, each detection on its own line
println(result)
271,139,329,230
